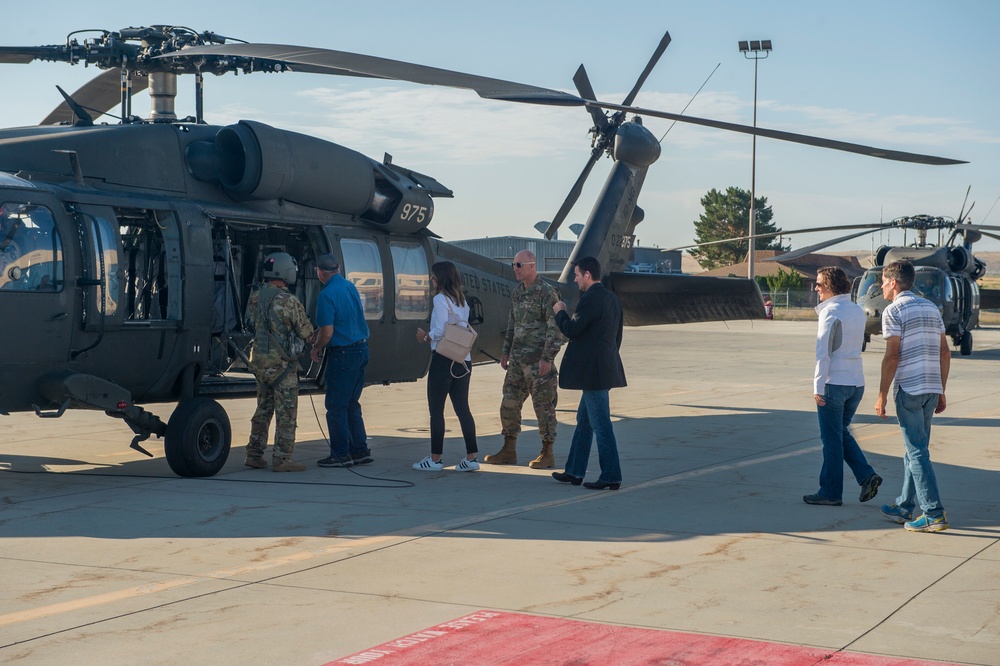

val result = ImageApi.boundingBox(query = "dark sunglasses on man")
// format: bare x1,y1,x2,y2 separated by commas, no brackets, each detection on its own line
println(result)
511,261,535,268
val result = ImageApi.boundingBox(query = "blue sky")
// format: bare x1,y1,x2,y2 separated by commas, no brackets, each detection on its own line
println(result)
4,0,999,253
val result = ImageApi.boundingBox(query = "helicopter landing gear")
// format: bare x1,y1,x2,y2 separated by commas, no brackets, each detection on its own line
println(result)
960,330,973,356
164,397,231,477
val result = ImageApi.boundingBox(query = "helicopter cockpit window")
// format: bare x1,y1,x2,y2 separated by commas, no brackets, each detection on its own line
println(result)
913,270,944,302
389,242,430,320
0,203,63,292
341,238,384,320
858,269,882,299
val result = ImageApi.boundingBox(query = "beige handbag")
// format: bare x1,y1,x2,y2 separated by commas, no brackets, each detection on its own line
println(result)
435,298,478,376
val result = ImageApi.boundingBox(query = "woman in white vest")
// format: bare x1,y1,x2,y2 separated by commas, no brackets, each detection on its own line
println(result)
413,261,479,471
804,266,881,506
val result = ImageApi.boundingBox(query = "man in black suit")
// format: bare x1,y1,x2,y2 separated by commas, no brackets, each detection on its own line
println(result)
551,256,627,489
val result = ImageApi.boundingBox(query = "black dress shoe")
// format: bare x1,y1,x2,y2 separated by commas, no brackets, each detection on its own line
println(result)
552,471,583,485
583,480,621,490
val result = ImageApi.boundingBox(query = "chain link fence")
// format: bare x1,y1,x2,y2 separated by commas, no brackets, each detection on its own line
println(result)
762,289,818,310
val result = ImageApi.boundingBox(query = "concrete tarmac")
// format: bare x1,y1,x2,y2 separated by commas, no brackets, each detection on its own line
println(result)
2,320,999,665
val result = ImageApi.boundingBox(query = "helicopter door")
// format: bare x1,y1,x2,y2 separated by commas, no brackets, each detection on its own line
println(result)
73,204,124,337
0,197,72,368
68,205,183,400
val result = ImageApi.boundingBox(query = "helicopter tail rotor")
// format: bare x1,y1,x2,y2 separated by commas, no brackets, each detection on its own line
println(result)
544,31,671,241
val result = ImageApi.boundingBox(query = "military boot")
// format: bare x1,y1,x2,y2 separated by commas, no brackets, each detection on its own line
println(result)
272,458,307,472
528,440,555,469
483,436,518,465
244,451,268,469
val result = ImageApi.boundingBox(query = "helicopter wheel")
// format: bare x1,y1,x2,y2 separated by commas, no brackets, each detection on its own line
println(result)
960,330,973,356
164,397,231,477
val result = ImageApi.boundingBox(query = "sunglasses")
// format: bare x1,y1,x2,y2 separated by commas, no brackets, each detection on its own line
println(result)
511,261,535,268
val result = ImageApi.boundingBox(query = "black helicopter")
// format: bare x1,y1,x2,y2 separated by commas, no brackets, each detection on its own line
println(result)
761,194,1000,355
682,193,1000,355
0,27,964,477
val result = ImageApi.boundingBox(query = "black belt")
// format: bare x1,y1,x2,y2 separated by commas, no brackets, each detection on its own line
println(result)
330,339,367,350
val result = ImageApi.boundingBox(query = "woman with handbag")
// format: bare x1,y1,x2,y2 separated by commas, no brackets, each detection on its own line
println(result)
413,261,480,471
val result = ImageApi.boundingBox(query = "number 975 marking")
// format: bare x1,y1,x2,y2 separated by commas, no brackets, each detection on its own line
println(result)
400,204,428,223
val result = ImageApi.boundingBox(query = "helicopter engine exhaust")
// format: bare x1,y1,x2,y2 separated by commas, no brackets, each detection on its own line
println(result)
877,245,980,276
186,120,441,233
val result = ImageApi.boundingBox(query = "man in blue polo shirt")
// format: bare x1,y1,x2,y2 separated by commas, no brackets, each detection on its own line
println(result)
310,253,373,468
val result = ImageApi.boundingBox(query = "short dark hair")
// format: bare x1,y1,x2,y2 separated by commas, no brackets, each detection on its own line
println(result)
816,266,851,296
572,256,602,281
883,260,914,290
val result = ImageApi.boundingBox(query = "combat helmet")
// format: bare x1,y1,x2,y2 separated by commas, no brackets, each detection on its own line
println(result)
262,252,298,286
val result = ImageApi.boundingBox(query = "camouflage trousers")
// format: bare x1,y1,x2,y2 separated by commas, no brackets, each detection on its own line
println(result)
248,371,299,462
500,363,558,442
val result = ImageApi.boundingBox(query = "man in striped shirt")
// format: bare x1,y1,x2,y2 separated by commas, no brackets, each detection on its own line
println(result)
875,260,951,532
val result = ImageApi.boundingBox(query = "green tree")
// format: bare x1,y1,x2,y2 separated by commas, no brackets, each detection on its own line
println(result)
688,187,787,270
763,266,805,293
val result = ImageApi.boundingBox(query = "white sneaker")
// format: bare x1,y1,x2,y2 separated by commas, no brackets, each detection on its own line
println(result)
413,456,444,471
455,458,480,472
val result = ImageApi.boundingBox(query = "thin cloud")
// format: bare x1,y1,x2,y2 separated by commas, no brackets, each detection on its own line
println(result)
281,85,593,164
766,102,1000,147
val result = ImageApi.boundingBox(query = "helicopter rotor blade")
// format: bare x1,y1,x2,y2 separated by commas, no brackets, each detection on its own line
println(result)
956,185,972,224
763,229,889,262
165,43,582,105
666,223,894,252
546,148,602,240
167,43,966,166
955,222,1000,232
962,201,975,223
586,101,967,166
41,68,149,125
970,229,1000,242
621,31,671,107
573,65,610,132
0,46,64,64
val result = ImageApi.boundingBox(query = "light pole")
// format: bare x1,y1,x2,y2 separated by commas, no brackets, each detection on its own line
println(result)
738,39,772,281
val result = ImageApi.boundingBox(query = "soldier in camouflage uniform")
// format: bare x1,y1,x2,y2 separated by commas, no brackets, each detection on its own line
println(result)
485,250,564,468
245,252,315,472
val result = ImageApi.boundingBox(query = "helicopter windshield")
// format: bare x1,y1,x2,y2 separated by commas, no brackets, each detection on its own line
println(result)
913,268,945,303
0,203,63,292
858,269,882,299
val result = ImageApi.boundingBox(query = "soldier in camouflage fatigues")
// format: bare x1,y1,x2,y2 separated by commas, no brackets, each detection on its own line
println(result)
245,253,315,472
485,250,564,468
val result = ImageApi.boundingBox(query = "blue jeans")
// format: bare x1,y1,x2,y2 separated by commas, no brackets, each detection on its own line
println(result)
816,384,875,501
324,343,369,458
894,388,945,518
564,390,622,484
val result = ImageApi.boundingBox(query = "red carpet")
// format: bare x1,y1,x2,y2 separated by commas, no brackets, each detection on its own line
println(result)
327,611,958,665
